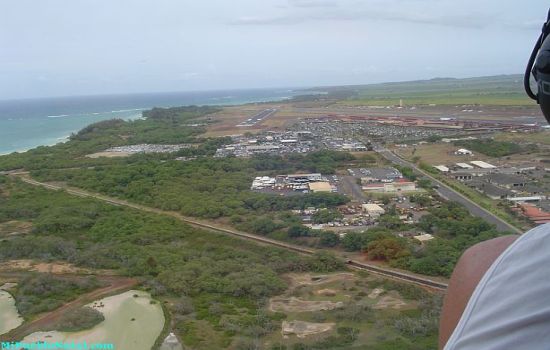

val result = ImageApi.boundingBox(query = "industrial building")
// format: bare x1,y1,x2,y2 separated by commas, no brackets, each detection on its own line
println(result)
286,173,323,182
456,162,474,169
434,165,450,173
363,179,416,193
308,182,333,193
471,160,497,169
361,203,386,217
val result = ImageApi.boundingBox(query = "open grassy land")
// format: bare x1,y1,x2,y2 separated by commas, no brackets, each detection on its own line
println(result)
494,130,550,146
319,75,538,106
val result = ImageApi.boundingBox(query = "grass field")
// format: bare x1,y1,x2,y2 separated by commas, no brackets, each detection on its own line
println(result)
393,143,490,165
322,75,538,107
494,130,550,146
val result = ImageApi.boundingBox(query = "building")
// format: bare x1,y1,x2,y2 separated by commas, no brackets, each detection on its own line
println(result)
517,203,550,224
474,182,513,200
452,172,473,181
434,165,450,173
456,162,474,169
363,179,416,193
286,173,323,182
246,145,281,153
455,148,473,155
362,204,386,217
486,174,526,189
471,161,497,169
251,176,276,190
308,182,333,193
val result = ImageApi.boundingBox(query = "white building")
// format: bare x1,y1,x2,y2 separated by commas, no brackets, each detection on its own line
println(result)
471,161,497,169
362,204,386,217
434,165,450,173
456,162,474,169
455,148,473,156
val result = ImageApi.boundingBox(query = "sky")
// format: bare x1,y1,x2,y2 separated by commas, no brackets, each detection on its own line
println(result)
1,0,548,99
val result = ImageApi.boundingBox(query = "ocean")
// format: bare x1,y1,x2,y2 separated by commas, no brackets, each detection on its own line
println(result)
0,88,300,155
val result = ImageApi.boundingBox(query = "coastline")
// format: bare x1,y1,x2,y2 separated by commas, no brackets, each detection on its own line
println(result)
0,91,298,156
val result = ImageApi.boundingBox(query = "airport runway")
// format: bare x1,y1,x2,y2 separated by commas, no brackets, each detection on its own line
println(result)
237,108,278,126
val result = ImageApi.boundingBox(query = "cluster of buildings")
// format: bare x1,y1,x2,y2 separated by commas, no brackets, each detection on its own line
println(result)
289,118,459,144
345,167,418,193
103,144,191,154
251,173,337,194
215,132,316,158
433,159,550,225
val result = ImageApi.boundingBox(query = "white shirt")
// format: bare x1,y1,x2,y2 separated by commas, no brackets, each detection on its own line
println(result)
445,223,550,350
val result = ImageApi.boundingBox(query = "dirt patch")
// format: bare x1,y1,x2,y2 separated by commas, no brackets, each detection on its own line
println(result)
368,288,384,299
86,151,131,158
282,321,335,338
316,289,337,297
0,282,17,291
372,293,407,310
270,297,344,313
0,260,115,275
0,221,32,236
287,273,356,289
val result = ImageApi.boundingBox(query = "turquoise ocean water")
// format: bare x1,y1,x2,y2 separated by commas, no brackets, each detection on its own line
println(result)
0,89,299,155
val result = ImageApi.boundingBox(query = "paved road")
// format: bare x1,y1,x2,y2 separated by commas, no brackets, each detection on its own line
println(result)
339,175,368,202
14,175,447,291
237,108,278,127
375,147,521,234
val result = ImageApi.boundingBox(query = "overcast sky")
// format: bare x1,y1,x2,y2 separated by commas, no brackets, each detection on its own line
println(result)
1,0,548,99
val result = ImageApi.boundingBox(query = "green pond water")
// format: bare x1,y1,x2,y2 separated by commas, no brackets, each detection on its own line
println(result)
20,290,165,350
0,290,23,335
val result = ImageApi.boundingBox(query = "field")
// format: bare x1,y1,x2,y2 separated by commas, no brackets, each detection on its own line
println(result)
393,143,489,165
494,130,550,146
326,75,538,107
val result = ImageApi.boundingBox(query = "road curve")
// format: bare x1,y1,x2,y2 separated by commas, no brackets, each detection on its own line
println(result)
14,175,448,291
376,148,522,234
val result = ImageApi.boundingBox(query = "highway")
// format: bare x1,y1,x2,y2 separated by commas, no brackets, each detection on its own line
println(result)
375,147,522,234
15,175,448,292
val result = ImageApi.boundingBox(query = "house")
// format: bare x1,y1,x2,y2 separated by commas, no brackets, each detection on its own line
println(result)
518,203,550,224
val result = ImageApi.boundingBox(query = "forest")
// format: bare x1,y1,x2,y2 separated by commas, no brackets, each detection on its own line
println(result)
453,139,536,157
0,177,439,349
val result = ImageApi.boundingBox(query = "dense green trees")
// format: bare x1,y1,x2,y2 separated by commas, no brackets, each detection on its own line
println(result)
30,155,348,220
14,274,102,318
52,307,105,332
454,139,530,157
312,209,343,224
